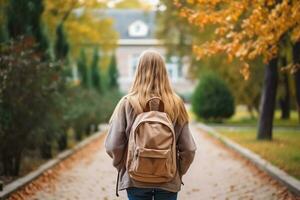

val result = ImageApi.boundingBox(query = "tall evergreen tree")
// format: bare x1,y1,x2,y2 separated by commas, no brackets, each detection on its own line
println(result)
54,23,69,61
107,53,118,89
0,2,8,43
54,23,70,151
77,49,88,88
91,47,102,93
1,0,56,175
54,23,71,78
6,0,49,51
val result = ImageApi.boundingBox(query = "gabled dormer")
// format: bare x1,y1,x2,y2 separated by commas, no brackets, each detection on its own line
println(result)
128,20,149,37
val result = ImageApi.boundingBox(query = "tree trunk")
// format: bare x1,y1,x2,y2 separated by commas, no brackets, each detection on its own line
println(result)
40,133,53,159
279,57,290,119
279,73,290,119
75,130,83,141
293,41,300,123
12,151,22,176
40,142,52,159
2,153,11,176
247,105,256,119
58,131,68,151
257,58,278,140
2,149,22,176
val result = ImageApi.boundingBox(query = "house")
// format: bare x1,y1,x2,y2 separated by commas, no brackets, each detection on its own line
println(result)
103,9,195,95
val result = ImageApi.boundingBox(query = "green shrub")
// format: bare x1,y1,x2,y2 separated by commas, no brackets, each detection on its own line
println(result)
192,72,235,122
0,38,60,175
62,87,121,141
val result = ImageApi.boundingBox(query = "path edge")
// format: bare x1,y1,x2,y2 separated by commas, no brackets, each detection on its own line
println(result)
196,123,300,196
0,124,108,200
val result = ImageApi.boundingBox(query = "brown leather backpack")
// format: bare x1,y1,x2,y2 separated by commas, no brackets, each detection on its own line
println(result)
126,96,177,183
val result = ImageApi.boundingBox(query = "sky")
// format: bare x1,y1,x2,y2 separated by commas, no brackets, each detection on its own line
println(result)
107,0,161,9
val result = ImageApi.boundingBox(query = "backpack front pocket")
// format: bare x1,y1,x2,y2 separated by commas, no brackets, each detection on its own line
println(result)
133,147,171,177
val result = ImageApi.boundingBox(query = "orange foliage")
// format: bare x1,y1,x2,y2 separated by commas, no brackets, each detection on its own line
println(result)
175,0,300,79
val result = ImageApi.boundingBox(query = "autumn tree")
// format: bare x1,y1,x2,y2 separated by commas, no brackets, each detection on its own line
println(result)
176,0,300,140
42,0,118,57
157,0,198,76
157,0,264,116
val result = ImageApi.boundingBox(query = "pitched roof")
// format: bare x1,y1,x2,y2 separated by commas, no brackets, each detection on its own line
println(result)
99,9,157,39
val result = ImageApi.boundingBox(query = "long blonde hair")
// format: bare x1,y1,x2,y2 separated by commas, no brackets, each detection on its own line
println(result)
127,50,188,125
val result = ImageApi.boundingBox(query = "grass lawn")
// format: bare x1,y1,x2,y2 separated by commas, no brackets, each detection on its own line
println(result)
217,128,300,180
191,105,300,127
225,108,299,127
189,104,300,179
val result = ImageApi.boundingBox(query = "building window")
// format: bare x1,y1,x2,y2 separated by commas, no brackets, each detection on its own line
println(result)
166,56,179,81
166,62,178,82
130,54,140,77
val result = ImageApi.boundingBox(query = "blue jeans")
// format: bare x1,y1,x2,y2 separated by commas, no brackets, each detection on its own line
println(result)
126,187,178,200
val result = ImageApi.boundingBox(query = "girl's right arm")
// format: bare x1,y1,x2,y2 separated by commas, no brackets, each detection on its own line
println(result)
105,98,127,171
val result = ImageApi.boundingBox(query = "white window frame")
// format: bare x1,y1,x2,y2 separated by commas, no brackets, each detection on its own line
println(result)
166,62,178,82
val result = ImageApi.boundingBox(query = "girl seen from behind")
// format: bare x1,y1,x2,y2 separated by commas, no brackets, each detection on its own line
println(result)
105,50,196,200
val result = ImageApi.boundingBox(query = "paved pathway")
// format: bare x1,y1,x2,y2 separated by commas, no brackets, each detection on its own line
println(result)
13,123,297,200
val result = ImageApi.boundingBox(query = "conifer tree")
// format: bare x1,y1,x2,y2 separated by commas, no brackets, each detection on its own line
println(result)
91,47,102,93
107,53,118,89
54,23,69,61
7,0,49,51
77,49,88,88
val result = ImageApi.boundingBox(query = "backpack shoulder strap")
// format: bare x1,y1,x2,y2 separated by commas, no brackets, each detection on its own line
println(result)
125,94,143,115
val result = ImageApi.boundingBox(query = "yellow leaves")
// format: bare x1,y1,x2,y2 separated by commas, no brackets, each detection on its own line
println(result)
291,1,300,19
280,63,300,74
187,0,195,4
235,44,249,58
291,26,300,42
227,53,233,63
193,39,226,61
265,0,275,6
173,0,182,8
176,0,300,76
179,7,190,18
43,0,118,58
240,62,250,81
248,50,257,61
215,27,229,36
